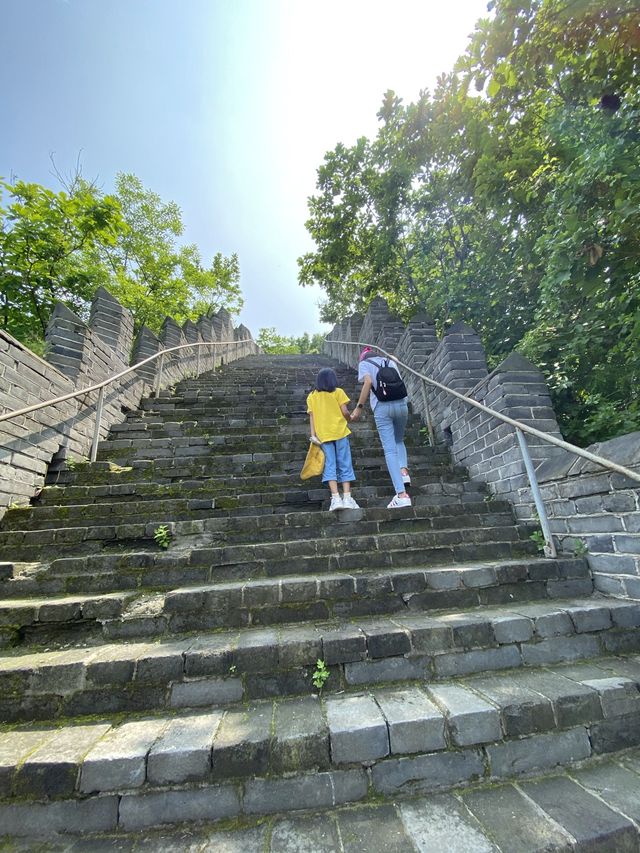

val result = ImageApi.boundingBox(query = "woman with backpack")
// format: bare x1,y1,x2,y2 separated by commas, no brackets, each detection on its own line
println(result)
350,347,411,508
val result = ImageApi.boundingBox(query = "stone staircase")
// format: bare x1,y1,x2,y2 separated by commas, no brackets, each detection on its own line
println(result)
2,353,640,849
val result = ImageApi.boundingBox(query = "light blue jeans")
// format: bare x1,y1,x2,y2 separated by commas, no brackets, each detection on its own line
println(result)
374,400,408,495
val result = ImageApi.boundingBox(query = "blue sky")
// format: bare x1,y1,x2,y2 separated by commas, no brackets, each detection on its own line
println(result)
0,0,490,337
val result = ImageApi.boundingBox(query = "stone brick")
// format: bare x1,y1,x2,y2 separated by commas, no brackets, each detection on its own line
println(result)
399,795,497,853
461,784,571,852
336,804,417,853
272,696,330,773
147,712,221,785
211,703,273,778
118,784,241,831
80,719,169,793
467,673,555,736
170,677,243,708
428,683,501,746
487,727,591,778
14,723,111,799
326,694,389,764
374,687,446,754
371,749,484,796
522,775,637,852
0,796,119,837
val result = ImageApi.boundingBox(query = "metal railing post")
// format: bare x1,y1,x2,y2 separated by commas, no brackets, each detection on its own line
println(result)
90,386,105,463
196,347,201,376
420,380,435,447
154,353,165,396
515,427,557,558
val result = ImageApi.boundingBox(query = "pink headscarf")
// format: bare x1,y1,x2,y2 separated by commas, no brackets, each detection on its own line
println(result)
359,347,374,361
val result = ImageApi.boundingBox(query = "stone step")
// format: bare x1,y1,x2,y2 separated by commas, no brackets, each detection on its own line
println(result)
37,476,487,509
93,439,440,465
4,588,635,721
3,654,640,838
0,555,591,646
46,452,462,487
3,537,542,599
7,752,640,848
1,499,513,539
109,419,431,439
0,515,534,572
43,463,465,500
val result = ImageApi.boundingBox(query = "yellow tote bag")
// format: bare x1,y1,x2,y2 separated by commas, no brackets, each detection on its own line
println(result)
300,442,325,480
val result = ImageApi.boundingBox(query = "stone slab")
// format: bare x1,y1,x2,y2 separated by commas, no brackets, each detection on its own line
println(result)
374,687,446,754
462,783,572,852
147,712,221,785
80,719,168,793
336,805,417,853
272,695,329,773
15,723,111,798
522,774,637,852
427,683,501,746
325,694,389,764
400,794,498,853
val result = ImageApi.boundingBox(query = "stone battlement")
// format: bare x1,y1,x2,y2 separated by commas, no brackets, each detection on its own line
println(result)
325,298,640,598
0,288,256,515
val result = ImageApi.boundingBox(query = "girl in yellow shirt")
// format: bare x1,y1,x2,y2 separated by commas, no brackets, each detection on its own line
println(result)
307,368,359,511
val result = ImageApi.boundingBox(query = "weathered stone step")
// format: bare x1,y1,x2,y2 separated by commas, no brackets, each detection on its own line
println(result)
109,419,430,439
3,655,640,839
1,500,513,544
47,445,460,488
0,555,592,646
3,589,635,720
7,752,640,848
2,538,541,600
38,473,485,507
43,462,464,500
0,513,532,568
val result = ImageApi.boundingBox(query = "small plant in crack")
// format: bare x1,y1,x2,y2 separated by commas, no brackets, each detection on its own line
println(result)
153,524,172,549
312,659,330,693
529,529,546,553
573,539,589,556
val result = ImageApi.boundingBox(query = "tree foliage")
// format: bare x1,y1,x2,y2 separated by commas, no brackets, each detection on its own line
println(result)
298,0,639,444
257,327,325,354
0,171,243,350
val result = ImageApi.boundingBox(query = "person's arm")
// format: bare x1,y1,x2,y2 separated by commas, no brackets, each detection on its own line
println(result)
340,402,350,421
350,374,372,421
309,412,318,441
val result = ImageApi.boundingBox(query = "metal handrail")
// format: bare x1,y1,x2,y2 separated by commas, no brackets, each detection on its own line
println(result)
329,338,640,557
0,338,253,461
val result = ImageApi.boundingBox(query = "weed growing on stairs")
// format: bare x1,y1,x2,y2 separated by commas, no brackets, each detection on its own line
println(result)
312,659,330,693
530,529,546,552
153,524,172,549
66,457,88,471
573,539,589,556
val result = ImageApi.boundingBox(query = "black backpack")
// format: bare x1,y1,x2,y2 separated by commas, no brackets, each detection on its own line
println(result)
364,357,408,401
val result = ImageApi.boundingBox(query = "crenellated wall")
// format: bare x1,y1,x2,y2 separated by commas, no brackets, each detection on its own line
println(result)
325,297,640,598
0,289,257,516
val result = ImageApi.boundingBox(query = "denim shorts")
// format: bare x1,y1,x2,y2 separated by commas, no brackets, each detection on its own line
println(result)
321,436,355,483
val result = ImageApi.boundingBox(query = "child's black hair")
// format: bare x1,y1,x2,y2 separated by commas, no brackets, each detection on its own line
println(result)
316,368,338,392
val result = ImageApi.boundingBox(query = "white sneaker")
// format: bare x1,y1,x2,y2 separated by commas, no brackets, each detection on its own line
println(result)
387,494,412,509
402,473,411,485
342,494,360,509
329,494,344,511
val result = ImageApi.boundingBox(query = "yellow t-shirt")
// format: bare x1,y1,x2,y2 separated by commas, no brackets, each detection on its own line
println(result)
306,388,351,442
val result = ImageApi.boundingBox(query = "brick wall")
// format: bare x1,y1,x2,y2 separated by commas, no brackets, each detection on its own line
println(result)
326,298,640,598
0,289,256,516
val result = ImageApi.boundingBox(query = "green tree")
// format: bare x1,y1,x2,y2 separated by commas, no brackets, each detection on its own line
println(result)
299,0,640,444
0,170,244,349
0,177,124,349
257,328,326,354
